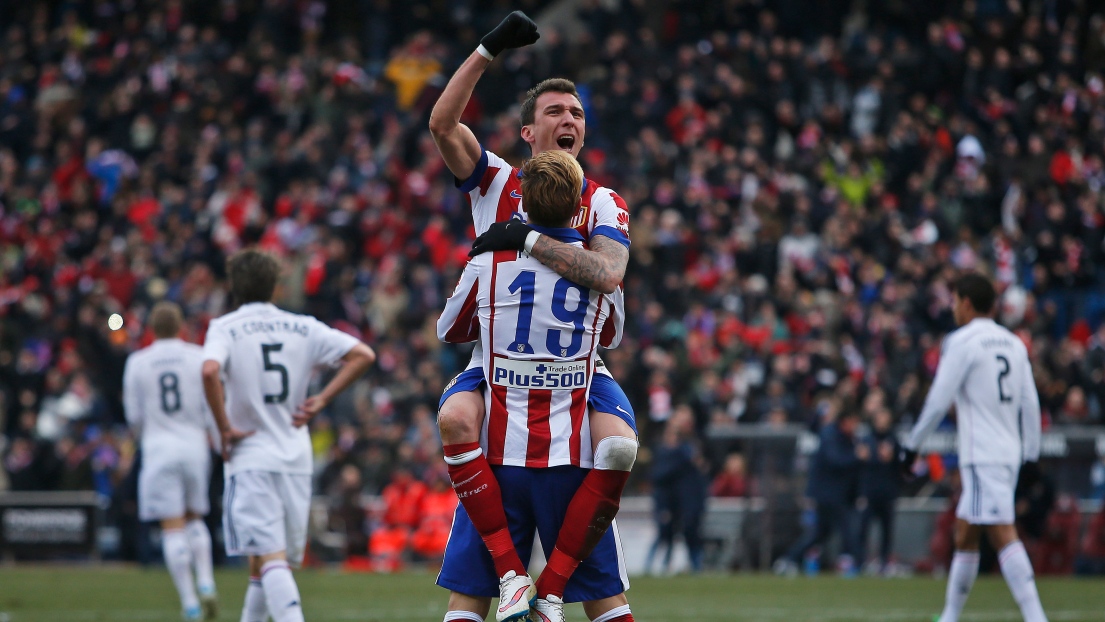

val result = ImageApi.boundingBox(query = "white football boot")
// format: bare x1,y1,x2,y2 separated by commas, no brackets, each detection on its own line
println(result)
529,594,566,622
495,570,536,622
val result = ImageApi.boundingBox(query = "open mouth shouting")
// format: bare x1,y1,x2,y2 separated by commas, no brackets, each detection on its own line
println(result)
556,134,576,151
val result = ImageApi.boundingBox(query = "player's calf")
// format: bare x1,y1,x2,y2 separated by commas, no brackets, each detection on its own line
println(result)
162,526,201,618
184,518,217,619
240,576,268,622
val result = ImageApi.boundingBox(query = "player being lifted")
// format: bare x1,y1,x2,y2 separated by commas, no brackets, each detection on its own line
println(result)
437,150,635,622
900,273,1047,622
428,11,637,622
124,301,219,621
202,250,376,622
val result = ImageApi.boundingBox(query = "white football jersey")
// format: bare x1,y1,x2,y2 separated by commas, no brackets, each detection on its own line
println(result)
438,226,614,468
203,302,360,475
458,148,628,350
905,318,1041,466
123,338,211,458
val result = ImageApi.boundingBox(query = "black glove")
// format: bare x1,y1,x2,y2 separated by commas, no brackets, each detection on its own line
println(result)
480,11,540,58
896,447,918,480
470,220,534,257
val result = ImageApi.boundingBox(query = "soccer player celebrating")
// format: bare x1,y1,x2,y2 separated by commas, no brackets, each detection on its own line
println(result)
428,11,637,622
437,150,635,622
900,273,1048,622
202,249,375,622
124,301,219,621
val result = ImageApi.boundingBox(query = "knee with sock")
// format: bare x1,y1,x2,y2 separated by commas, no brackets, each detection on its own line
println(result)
185,519,216,591
163,529,194,574
998,541,1048,622
443,444,483,467
592,605,635,622
162,529,199,609
241,577,268,622
260,559,304,622
443,441,524,578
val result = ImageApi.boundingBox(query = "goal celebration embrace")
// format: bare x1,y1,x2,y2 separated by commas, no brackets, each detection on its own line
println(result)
5,1,1105,622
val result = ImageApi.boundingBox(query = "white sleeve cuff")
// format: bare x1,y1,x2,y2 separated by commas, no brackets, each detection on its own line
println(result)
524,230,542,254
476,44,495,61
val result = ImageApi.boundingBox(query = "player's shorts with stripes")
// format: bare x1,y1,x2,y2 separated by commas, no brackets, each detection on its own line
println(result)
223,470,311,565
438,360,637,432
436,465,630,601
957,464,1017,524
138,448,211,522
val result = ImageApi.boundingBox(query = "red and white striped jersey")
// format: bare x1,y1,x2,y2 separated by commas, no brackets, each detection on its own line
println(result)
458,148,628,349
438,226,614,468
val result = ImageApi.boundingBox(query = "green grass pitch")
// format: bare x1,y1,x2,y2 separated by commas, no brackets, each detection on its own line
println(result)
1,567,1102,621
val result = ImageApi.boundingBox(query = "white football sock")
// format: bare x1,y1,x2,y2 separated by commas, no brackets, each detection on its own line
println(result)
260,560,304,622
241,577,268,622
998,541,1048,622
162,529,200,611
185,519,216,593
443,611,485,622
592,604,633,622
939,550,979,622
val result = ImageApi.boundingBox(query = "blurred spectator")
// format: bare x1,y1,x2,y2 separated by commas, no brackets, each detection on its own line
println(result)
925,485,961,575
1016,462,1056,543
1031,495,1080,576
710,452,748,498
646,406,709,574
329,464,369,565
857,408,900,573
1075,502,1105,576
775,410,862,576
409,466,457,563
369,464,426,572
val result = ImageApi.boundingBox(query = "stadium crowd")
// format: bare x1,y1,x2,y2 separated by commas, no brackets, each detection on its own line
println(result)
2,0,1105,571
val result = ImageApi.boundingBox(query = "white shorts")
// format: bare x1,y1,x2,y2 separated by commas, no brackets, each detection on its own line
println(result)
958,464,1018,525
223,470,311,565
139,452,211,522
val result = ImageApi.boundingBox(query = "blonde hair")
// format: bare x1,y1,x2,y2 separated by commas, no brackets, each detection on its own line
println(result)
521,150,584,227
149,301,183,339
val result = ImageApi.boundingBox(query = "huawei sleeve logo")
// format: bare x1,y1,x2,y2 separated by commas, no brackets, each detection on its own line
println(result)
617,211,629,226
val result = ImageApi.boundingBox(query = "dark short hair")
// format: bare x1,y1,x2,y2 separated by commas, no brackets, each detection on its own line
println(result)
954,272,996,314
227,248,280,304
520,78,582,126
149,301,183,339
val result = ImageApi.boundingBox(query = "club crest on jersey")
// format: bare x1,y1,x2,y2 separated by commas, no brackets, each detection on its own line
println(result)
569,204,589,229
492,358,588,390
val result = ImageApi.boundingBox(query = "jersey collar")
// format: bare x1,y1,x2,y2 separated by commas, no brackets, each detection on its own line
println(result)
529,224,584,244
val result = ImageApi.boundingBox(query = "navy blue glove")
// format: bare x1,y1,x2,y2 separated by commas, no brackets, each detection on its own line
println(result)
480,11,540,58
470,220,534,257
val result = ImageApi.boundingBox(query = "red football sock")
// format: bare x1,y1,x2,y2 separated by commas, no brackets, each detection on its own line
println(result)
535,469,629,599
444,442,525,578
607,615,634,621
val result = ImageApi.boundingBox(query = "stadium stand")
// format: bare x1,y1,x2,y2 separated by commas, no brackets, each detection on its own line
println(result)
1,0,1104,569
